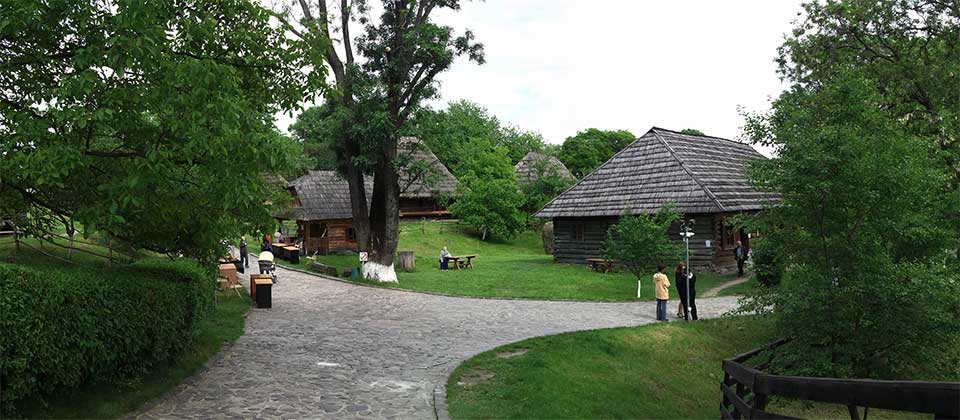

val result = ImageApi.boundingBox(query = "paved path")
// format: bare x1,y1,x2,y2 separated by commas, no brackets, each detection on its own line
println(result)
136,265,739,420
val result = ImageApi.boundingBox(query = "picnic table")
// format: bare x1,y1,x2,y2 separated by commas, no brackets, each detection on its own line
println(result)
586,258,617,273
445,255,476,269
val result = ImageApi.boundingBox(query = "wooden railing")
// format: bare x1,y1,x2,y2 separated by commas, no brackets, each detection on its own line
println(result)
721,339,960,420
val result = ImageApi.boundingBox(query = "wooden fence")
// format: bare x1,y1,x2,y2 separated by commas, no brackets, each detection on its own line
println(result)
3,222,132,267
721,339,960,420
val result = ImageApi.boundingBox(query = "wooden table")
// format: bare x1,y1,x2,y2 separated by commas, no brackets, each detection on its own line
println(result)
586,258,617,273
446,255,476,269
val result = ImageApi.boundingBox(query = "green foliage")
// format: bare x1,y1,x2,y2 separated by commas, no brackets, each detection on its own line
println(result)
519,157,575,223
558,128,635,178
743,67,960,378
449,140,525,240
408,100,545,174
0,0,321,260
288,105,339,172
749,237,784,286
603,207,682,280
0,258,214,414
680,128,706,136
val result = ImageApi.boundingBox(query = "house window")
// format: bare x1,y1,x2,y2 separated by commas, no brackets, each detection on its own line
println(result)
310,222,327,238
574,223,585,241
347,227,356,241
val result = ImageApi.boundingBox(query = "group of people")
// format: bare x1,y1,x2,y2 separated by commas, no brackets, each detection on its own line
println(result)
652,261,699,322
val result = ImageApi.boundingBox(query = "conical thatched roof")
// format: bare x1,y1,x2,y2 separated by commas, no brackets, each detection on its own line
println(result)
514,151,574,185
536,127,778,218
397,137,458,198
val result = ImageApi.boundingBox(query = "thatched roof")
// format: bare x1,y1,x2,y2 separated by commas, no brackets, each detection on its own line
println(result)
536,127,777,218
514,151,574,184
287,171,372,221
398,137,458,198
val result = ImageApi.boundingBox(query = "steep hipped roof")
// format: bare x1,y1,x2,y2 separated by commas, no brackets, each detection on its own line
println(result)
398,137,458,198
536,127,778,218
514,151,574,184
287,171,372,221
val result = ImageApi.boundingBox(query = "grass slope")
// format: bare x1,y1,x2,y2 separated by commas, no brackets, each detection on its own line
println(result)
281,220,738,301
1,242,250,419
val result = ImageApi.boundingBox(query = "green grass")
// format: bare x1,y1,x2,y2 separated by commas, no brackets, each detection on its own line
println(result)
278,220,739,301
2,241,251,419
447,316,929,420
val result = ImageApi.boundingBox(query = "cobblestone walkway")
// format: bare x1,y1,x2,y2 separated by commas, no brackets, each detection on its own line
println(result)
136,265,739,420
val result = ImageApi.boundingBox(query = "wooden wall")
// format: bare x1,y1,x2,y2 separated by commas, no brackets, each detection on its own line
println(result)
299,218,357,255
399,197,451,218
553,214,725,272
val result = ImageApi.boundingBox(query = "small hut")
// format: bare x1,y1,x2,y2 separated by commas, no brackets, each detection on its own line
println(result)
536,127,778,272
397,137,458,217
285,171,372,255
513,151,574,185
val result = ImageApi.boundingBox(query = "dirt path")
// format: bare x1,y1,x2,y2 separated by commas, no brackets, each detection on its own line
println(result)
701,275,751,298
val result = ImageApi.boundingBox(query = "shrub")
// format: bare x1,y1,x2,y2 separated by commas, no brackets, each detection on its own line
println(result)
0,258,214,413
750,238,783,286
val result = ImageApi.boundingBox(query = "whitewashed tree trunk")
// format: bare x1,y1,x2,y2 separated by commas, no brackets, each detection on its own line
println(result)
363,261,398,283
637,280,642,299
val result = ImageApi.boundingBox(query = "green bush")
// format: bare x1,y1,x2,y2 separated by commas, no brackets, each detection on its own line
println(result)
750,238,783,286
0,258,214,413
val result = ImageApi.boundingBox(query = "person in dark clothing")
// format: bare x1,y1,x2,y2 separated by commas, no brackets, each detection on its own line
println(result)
734,241,748,276
675,262,687,319
684,272,698,320
239,238,249,268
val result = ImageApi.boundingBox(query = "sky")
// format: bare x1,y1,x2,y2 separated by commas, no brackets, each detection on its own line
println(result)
275,0,805,156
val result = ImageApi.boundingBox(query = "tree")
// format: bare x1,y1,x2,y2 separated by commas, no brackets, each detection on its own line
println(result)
0,0,318,260
558,128,635,178
680,128,705,136
288,105,340,171
407,100,544,174
450,139,524,241
277,0,484,281
743,71,960,379
519,157,575,224
603,207,681,294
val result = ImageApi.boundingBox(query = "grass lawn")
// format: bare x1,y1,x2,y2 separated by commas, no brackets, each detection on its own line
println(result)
278,220,740,301
447,316,928,420
1,241,251,419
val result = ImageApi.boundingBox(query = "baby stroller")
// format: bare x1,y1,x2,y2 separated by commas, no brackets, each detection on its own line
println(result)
258,251,278,284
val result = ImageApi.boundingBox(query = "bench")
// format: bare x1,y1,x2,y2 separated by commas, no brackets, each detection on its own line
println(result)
586,258,617,273
445,255,476,269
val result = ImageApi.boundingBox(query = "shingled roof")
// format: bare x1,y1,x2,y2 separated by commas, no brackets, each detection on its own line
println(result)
514,151,574,185
536,127,777,218
398,137,458,198
287,171,372,221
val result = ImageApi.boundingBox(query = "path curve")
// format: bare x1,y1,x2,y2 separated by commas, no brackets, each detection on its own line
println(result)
136,264,739,420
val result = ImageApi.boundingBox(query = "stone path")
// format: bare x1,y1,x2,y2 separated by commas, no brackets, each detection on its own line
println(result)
135,264,740,420
701,275,752,298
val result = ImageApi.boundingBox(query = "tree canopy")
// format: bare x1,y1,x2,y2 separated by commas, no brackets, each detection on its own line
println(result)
0,0,320,259
603,206,681,282
741,0,960,380
558,128,635,178
450,138,525,241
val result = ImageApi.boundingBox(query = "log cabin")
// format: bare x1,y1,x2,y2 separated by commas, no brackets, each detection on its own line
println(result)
535,127,778,273
514,151,574,185
397,137,458,218
284,170,372,255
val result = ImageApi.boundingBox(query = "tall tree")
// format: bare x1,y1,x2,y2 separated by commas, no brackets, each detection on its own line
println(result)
0,0,318,260
449,138,524,240
278,0,483,281
289,105,340,171
558,128,635,178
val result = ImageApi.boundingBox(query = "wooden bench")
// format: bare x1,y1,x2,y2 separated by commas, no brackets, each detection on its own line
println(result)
445,255,476,269
586,258,617,273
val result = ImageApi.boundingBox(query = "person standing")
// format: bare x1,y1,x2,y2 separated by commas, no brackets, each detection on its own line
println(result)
273,227,282,244
239,237,249,268
653,265,671,321
684,272,699,321
675,262,687,319
734,241,747,277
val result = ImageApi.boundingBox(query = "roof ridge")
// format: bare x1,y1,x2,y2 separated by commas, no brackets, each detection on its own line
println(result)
651,129,726,212
650,126,755,150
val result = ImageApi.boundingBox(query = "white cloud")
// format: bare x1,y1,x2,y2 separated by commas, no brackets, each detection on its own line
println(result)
276,0,803,157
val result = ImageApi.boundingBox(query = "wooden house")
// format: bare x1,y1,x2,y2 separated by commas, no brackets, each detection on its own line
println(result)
536,127,778,272
514,151,574,185
397,137,458,217
285,170,372,255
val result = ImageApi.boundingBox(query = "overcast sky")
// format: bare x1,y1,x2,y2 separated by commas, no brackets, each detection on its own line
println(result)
275,1,805,156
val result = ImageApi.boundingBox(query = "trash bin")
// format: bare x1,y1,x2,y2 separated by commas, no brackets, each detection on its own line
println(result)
351,267,360,280
250,274,271,302
255,277,273,308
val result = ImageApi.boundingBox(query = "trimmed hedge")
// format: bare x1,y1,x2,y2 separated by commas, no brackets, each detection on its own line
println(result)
0,258,215,413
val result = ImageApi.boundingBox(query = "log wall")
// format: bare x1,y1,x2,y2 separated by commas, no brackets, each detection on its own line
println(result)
300,218,357,255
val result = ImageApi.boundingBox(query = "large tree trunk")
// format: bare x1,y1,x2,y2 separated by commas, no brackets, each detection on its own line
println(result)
362,139,401,282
